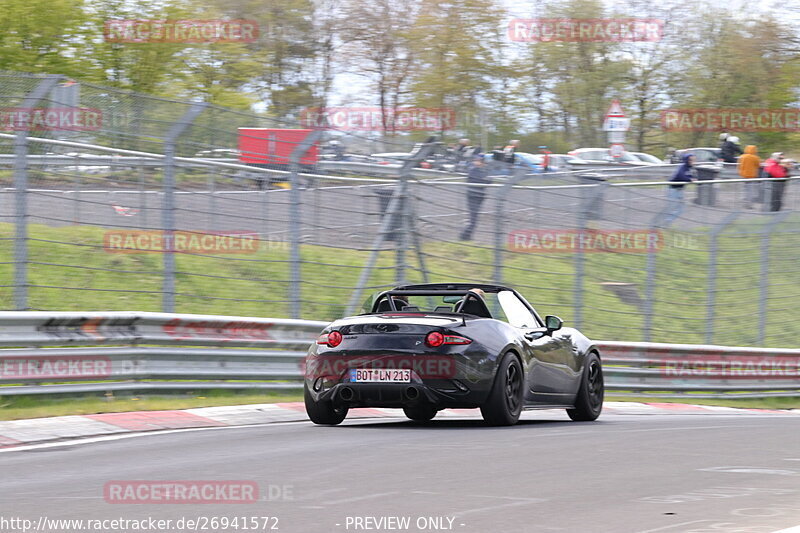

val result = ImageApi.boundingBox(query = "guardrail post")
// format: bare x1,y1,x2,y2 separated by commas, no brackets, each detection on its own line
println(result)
13,75,63,310
759,212,790,345
288,129,325,319
705,212,740,344
161,102,207,313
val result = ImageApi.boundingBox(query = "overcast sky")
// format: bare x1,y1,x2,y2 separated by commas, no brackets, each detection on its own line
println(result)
329,0,799,106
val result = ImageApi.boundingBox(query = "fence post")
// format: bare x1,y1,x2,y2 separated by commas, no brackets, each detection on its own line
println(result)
395,160,412,286
13,75,62,310
642,206,663,342
491,181,505,284
288,129,325,319
572,182,607,328
759,212,790,345
345,141,438,316
161,103,207,313
705,211,740,344
492,167,522,284
408,182,430,284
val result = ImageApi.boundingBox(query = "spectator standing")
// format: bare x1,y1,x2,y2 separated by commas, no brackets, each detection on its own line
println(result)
539,146,552,172
503,140,519,165
737,145,761,209
459,155,491,241
491,145,504,161
662,153,695,225
489,145,504,176
764,154,791,212
454,138,474,172
720,135,743,163
500,139,519,176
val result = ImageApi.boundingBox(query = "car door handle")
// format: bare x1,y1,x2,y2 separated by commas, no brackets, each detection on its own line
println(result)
524,332,543,341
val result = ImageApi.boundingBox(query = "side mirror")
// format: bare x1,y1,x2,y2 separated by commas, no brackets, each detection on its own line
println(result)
545,315,563,332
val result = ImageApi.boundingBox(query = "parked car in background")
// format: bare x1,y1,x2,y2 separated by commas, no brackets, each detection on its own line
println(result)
670,148,722,165
630,152,664,165
531,153,578,172
370,151,447,170
481,151,548,174
193,148,240,159
567,148,650,166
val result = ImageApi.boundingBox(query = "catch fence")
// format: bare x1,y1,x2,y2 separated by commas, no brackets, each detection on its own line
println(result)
1,72,799,349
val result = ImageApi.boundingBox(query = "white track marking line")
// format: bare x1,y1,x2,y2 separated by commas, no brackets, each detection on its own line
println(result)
0,421,311,453
636,521,712,533
772,527,800,533
325,491,399,505
452,497,547,518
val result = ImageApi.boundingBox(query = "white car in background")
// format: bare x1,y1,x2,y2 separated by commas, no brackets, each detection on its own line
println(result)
630,152,664,164
567,147,651,167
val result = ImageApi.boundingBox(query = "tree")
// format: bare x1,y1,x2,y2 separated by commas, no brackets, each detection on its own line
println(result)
405,0,504,141
0,0,87,76
339,0,420,138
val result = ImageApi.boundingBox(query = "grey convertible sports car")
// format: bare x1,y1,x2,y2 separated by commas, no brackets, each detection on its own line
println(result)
304,283,603,426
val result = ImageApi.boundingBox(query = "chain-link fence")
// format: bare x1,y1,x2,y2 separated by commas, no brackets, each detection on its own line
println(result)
1,71,799,349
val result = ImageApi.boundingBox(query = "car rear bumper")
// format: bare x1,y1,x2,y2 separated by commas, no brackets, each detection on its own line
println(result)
312,381,490,409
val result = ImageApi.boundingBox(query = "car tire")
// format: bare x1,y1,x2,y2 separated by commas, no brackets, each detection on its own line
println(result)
480,352,524,426
567,353,604,422
403,405,438,422
304,384,348,425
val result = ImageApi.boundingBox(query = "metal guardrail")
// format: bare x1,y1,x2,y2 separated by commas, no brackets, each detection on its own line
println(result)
598,341,800,398
0,152,737,181
0,313,796,399
0,312,325,395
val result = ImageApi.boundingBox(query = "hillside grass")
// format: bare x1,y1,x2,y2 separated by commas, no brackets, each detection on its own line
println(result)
1,220,799,347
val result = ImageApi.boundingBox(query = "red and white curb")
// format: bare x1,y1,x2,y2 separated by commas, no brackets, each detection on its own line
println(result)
0,402,797,449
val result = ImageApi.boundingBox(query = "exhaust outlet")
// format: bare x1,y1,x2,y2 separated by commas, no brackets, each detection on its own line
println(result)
339,386,355,401
405,386,420,400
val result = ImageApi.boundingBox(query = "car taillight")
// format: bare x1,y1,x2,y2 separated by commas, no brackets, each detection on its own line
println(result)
425,331,444,347
425,331,471,347
317,330,342,347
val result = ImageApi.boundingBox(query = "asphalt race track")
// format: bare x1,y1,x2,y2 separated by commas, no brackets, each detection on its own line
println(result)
1,410,799,533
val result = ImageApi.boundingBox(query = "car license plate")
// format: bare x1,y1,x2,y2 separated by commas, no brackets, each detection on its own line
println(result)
350,369,411,383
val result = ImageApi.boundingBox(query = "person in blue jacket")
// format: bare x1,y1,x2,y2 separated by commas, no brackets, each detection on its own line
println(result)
459,155,491,241
663,153,695,225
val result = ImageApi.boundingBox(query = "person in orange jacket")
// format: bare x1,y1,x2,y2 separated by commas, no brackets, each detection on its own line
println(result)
737,145,761,209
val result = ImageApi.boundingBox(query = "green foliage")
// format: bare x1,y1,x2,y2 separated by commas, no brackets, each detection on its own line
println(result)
2,0,800,157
